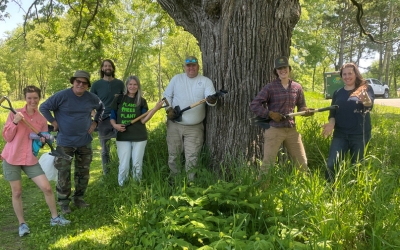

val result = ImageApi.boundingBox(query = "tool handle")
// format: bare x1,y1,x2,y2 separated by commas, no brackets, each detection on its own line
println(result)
0,96,41,134
189,99,207,109
128,110,151,125
126,98,167,126
286,105,339,118
0,96,6,105
187,90,227,109
19,118,40,134
0,96,17,113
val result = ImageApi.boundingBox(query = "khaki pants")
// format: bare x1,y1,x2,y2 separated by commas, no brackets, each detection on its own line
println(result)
166,120,204,180
262,127,308,174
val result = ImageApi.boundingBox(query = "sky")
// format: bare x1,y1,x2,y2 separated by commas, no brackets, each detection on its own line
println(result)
1,1,376,70
0,1,30,39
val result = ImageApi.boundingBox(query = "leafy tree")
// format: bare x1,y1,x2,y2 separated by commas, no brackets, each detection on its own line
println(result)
1,0,400,164
0,71,10,96
0,27,30,99
292,0,334,92
154,0,303,166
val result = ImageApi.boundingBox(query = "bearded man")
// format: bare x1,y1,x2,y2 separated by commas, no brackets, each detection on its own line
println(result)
90,59,125,175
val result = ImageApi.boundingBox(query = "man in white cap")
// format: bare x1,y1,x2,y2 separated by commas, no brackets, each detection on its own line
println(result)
163,56,217,181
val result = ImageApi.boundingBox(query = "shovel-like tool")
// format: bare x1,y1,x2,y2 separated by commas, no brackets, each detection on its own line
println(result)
172,89,228,122
124,98,170,128
0,96,73,161
250,105,339,129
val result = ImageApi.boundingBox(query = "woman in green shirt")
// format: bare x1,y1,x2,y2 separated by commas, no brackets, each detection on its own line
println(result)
110,76,163,186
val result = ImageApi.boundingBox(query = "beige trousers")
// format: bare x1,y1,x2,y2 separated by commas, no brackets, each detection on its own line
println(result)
262,127,308,174
166,120,204,180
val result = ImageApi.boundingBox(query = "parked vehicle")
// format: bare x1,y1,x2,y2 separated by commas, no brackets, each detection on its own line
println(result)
365,78,389,99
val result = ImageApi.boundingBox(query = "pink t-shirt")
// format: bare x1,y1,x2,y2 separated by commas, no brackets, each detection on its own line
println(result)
1,105,48,166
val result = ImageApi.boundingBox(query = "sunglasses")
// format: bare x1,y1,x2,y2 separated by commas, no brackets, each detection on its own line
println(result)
75,79,89,85
185,59,197,64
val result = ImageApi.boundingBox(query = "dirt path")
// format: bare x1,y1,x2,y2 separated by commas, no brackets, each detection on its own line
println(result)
374,98,400,108
0,183,37,250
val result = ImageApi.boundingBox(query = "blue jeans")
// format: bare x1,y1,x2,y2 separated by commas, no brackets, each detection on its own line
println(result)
325,133,370,182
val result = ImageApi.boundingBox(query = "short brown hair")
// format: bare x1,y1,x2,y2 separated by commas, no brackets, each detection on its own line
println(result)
23,85,42,99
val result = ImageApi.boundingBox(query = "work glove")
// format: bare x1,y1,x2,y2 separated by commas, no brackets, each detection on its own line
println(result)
206,94,218,104
349,84,368,101
301,108,315,117
269,111,283,122
166,107,179,120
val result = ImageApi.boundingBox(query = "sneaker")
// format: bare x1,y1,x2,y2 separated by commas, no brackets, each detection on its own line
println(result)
61,204,71,214
50,215,71,226
74,199,89,208
19,223,30,237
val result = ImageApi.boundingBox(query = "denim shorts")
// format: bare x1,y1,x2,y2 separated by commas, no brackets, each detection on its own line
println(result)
2,160,45,181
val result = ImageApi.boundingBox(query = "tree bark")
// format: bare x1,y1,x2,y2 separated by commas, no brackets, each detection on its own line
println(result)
383,2,395,85
157,0,301,168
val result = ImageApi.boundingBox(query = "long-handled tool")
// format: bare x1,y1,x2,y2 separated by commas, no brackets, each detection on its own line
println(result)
172,89,228,122
124,98,170,128
250,105,339,129
0,96,73,161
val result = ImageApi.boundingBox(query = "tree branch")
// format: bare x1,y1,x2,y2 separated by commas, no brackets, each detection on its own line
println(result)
350,0,395,44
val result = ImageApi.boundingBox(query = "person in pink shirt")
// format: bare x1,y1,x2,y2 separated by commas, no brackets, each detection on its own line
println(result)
1,86,70,237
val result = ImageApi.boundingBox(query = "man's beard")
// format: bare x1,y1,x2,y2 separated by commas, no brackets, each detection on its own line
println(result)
102,70,114,77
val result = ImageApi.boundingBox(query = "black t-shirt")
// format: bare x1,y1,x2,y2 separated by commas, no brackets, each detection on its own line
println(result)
111,94,148,141
329,86,373,137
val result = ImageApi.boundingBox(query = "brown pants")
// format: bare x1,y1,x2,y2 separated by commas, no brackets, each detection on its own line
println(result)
262,127,308,174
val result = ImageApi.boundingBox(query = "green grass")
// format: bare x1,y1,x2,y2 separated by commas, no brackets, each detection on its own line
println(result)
1,94,400,249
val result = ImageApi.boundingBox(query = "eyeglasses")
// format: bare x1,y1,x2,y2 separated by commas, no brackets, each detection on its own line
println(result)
75,79,89,85
185,59,197,64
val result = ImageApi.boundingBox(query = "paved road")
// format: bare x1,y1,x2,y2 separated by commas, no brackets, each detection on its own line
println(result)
374,98,400,108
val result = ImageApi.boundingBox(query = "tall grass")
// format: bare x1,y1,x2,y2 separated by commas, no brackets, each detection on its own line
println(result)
0,94,400,249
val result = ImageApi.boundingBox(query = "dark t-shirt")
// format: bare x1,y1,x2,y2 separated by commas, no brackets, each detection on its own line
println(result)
329,85,373,137
111,94,148,141
90,78,125,117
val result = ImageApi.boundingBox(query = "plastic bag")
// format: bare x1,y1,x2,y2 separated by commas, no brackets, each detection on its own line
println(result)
39,153,58,182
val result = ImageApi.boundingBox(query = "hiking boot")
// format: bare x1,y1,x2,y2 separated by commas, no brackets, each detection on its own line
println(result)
61,204,71,214
50,215,71,226
74,199,89,208
19,223,30,237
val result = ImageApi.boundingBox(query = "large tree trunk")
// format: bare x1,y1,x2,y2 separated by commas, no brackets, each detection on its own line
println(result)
157,0,301,168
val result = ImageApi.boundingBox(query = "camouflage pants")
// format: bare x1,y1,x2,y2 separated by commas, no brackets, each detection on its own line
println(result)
54,143,92,205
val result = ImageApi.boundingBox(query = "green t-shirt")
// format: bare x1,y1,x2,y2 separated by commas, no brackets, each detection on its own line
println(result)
111,94,148,142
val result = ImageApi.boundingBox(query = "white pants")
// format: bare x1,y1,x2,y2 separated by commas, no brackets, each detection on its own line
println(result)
116,140,147,186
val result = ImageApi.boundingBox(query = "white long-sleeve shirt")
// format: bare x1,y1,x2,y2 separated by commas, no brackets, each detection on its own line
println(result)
163,73,216,125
